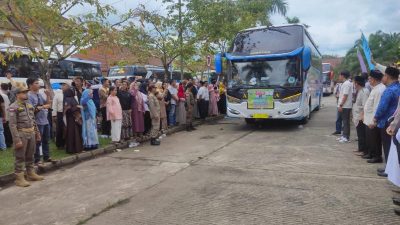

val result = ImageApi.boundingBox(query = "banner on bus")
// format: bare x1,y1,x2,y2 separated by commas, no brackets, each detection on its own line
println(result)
247,89,274,109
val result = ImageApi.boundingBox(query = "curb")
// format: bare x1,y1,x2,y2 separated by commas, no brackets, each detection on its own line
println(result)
0,115,224,187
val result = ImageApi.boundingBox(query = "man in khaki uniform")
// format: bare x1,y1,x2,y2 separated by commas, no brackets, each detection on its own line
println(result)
9,87,44,187
148,84,161,146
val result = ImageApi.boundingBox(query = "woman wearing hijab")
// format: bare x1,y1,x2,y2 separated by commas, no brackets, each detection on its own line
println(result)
81,89,99,150
208,79,219,116
130,82,145,139
107,86,123,143
218,80,227,114
140,82,151,135
176,82,186,125
156,82,168,136
64,88,83,154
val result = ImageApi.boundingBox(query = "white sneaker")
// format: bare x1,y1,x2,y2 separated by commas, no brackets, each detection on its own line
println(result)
158,136,163,140
162,134,167,138
339,138,350,143
129,142,139,148
336,136,344,141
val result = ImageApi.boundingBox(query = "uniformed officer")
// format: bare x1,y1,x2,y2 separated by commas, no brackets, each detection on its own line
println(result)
9,86,44,187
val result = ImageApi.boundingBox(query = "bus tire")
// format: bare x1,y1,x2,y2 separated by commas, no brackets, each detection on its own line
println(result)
245,118,255,125
300,100,311,124
315,95,321,111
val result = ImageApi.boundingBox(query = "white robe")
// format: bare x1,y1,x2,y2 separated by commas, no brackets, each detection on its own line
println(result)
385,131,400,187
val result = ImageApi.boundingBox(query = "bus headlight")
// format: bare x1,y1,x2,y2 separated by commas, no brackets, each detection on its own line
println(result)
279,93,301,103
227,95,241,104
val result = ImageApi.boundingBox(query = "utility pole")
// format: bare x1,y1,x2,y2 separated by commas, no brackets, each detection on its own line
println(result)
178,0,184,80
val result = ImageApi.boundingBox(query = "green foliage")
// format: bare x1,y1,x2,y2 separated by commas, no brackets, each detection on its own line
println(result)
187,0,288,53
0,0,114,85
337,31,400,77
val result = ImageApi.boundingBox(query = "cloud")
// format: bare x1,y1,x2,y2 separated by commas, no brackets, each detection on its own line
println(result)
271,0,400,56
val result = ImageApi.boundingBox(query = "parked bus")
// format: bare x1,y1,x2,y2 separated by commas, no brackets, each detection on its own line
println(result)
215,24,323,124
322,63,334,96
0,44,102,86
107,65,148,81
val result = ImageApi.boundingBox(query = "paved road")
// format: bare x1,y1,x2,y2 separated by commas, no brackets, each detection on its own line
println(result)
1,96,399,225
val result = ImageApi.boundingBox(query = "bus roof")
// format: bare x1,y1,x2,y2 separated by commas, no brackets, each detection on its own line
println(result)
239,24,321,56
65,57,101,65
0,43,101,65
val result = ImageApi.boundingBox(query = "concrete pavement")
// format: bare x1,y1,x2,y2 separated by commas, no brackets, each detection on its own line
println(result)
0,96,399,225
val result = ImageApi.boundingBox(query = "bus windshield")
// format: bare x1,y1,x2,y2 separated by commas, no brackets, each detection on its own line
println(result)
231,26,303,55
229,57,301,88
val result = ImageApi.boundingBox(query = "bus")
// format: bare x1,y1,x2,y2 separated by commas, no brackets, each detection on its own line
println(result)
214,24,323,124
322,63,334,96
107,65,148,81
0,44,102,86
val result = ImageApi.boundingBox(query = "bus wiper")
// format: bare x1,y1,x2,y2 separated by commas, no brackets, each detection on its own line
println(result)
267,26,290,35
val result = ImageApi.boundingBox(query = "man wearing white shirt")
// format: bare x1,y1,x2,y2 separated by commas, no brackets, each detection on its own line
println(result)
363,70,386,163
337,71,353,143
52,83,69,148
197,81,209,119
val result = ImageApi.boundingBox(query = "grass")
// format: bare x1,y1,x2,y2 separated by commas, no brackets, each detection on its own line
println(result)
0,137,111,176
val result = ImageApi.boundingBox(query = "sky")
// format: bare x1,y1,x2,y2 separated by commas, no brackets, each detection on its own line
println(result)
72,0,400,57
271,0,400,56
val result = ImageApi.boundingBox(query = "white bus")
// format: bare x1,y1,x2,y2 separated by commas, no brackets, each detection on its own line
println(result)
215,24,323,124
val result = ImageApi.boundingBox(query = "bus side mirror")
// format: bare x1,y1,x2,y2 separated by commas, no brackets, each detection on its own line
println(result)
215,53,223,74
302,47,311,71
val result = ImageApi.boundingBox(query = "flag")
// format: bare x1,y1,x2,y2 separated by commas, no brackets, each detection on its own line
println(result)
361,33,375,70
356,48,368,73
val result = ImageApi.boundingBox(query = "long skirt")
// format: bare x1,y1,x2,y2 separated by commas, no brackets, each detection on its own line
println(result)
176,101,186,125
121,110,133,140
385,131,400,187
65,116,83,154
209,93,219,116
144,111,152,134
218,93,227,114
160,117,168,132
111,119,122,142
82,117,99,150
151,117,161,138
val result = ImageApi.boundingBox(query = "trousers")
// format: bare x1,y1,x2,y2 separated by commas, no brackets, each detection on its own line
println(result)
15,131,36,173
101,107,111,136
340,108,351,139
356,121,367,153
367,126,382,159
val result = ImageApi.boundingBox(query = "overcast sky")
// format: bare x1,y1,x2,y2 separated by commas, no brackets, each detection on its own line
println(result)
72,0,400,57
271,0,400,56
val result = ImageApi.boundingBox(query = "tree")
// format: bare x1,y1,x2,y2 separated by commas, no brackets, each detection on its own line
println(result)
121,4,196,80
285,16,310,28
0,0,114,87
337,31,400,77
187,0,288,53
285,16,300,24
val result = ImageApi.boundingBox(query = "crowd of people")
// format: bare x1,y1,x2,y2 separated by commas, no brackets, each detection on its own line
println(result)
333,62,400,215
0,70,227,187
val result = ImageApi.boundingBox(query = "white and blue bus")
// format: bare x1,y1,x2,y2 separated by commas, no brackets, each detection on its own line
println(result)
215,24,323,124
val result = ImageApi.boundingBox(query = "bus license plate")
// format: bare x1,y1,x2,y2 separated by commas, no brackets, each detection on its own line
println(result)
253,113,269,119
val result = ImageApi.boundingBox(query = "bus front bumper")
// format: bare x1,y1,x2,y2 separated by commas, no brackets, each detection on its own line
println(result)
226,102,305,120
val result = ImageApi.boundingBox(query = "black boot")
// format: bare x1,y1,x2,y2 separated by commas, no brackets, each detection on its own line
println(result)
151,138,160,146
190,123,196,130
186,125,192,132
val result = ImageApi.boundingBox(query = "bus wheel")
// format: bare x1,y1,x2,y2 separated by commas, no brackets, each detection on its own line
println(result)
300,102,311,124
245,118,255,125
315,95,322,111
